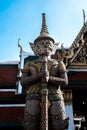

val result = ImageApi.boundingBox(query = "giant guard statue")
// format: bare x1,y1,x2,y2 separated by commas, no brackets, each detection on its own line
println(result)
20,13,69,130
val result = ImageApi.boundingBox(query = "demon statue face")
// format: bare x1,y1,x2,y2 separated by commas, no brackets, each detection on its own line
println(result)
30,39,56,56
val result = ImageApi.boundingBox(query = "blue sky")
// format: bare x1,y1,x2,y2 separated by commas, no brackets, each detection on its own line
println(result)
0,0,87,61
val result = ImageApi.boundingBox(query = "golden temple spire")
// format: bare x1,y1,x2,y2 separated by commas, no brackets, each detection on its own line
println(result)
40,13,49,35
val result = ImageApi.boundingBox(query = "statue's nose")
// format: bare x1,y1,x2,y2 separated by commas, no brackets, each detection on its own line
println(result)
43,43,46,47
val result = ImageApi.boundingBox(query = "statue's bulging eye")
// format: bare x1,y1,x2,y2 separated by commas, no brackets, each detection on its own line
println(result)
46,42,49,45
37,45,40,48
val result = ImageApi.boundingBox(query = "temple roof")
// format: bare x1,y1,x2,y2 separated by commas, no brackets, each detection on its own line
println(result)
55,20,87,69
0,61,19,65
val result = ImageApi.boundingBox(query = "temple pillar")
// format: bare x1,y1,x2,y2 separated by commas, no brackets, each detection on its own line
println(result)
64,90,74,130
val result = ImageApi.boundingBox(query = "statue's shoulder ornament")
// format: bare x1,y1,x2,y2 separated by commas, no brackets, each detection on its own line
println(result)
58,60,66,72
48,59,66,72
48,59,58,72
24,60,42,73
48,59,58,65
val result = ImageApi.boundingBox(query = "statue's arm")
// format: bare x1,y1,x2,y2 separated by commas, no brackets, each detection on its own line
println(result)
21,69,43,87
20,61,44,87
49,71,68,86
49,61,68,87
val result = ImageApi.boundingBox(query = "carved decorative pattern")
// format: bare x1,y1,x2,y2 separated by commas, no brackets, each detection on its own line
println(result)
54,22,87,67
73,45,87,63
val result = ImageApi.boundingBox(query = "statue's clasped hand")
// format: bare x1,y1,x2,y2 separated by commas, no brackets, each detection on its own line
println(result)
41,71,49,83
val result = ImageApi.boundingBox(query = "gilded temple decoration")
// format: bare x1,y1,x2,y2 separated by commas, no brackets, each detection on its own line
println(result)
55,14,87,69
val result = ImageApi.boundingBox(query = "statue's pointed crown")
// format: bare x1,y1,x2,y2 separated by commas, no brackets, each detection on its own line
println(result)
34,13,55,43
40,13,49,35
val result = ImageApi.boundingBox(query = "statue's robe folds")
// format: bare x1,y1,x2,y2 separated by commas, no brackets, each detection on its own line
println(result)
20,59,69,130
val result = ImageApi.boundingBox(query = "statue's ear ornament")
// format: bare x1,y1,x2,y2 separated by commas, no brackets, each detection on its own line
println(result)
29,42,34,48
29,42,38,55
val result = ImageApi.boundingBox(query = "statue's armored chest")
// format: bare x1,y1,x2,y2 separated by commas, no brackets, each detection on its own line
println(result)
25,60,58,76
